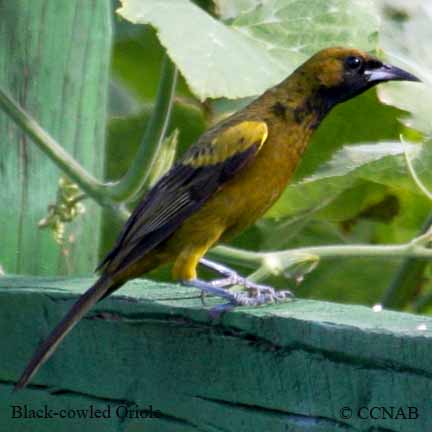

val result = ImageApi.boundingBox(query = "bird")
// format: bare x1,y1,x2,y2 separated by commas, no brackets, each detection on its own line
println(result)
14,47,420,390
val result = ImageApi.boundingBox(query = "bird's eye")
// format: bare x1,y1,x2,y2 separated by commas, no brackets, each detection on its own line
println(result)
345,56,363,71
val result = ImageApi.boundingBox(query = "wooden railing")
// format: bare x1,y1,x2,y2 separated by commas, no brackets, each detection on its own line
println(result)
1,276,430,431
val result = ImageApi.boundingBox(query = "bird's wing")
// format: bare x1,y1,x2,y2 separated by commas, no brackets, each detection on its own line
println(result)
98,120,268,274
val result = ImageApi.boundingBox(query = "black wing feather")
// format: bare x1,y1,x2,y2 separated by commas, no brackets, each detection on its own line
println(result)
97,145,258,275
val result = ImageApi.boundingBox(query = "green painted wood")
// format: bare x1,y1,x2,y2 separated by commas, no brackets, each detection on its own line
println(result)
0,277,431,431
0,0,111,275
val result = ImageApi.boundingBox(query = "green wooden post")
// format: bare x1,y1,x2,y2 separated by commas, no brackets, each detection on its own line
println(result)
0,0,111,275
1,277,430,431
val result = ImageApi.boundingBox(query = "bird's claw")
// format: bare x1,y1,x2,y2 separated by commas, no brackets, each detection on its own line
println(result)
193,259,295,317
231,288,294,306
207,288,294,318
208,274,293,298
230,277,294,301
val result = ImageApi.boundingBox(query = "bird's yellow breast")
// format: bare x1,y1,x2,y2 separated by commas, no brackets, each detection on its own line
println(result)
178,110,318,242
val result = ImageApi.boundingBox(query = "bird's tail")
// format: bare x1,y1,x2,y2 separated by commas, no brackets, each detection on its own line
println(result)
14,275,115,391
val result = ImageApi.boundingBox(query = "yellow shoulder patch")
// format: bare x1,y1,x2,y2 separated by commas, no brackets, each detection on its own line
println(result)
184,121,268,168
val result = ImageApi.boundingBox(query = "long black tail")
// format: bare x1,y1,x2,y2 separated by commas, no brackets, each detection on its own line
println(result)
14,275,115,391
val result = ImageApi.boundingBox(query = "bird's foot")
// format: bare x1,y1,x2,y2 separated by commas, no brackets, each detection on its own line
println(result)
218,275,293,299
198,275,242,305
199,256,293,294
184,277,294,318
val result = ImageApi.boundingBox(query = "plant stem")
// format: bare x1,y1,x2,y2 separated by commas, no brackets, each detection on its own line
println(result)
0,85,129,223
210,238,432,272
107,56,178,202
0,57,177,217
0,86,108,203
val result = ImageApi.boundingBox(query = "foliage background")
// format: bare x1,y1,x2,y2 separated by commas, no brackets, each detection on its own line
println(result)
1,0,431,314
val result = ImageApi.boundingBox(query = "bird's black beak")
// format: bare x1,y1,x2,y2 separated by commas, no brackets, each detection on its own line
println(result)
366,63,421,84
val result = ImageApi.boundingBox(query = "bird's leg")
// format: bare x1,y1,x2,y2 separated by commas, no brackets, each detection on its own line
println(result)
199,258,243,287
197,258,242,305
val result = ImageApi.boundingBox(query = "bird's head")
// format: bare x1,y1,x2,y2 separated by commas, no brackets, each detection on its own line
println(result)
293,47,420,108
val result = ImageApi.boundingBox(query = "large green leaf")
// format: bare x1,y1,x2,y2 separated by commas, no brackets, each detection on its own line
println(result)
268,142,423,219
214,0,260,19
230,0,379,69
377,1,432,135
305,142,418,182
117,0,281,100
117,0,380,100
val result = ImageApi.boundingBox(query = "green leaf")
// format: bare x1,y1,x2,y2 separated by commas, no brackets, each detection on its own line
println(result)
213,0,260,19
377,2,432,134
117,0,283,100
117,0,380,100
398,137,432,206
267,141,424,220
305,141,419,182
230,0,379,69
